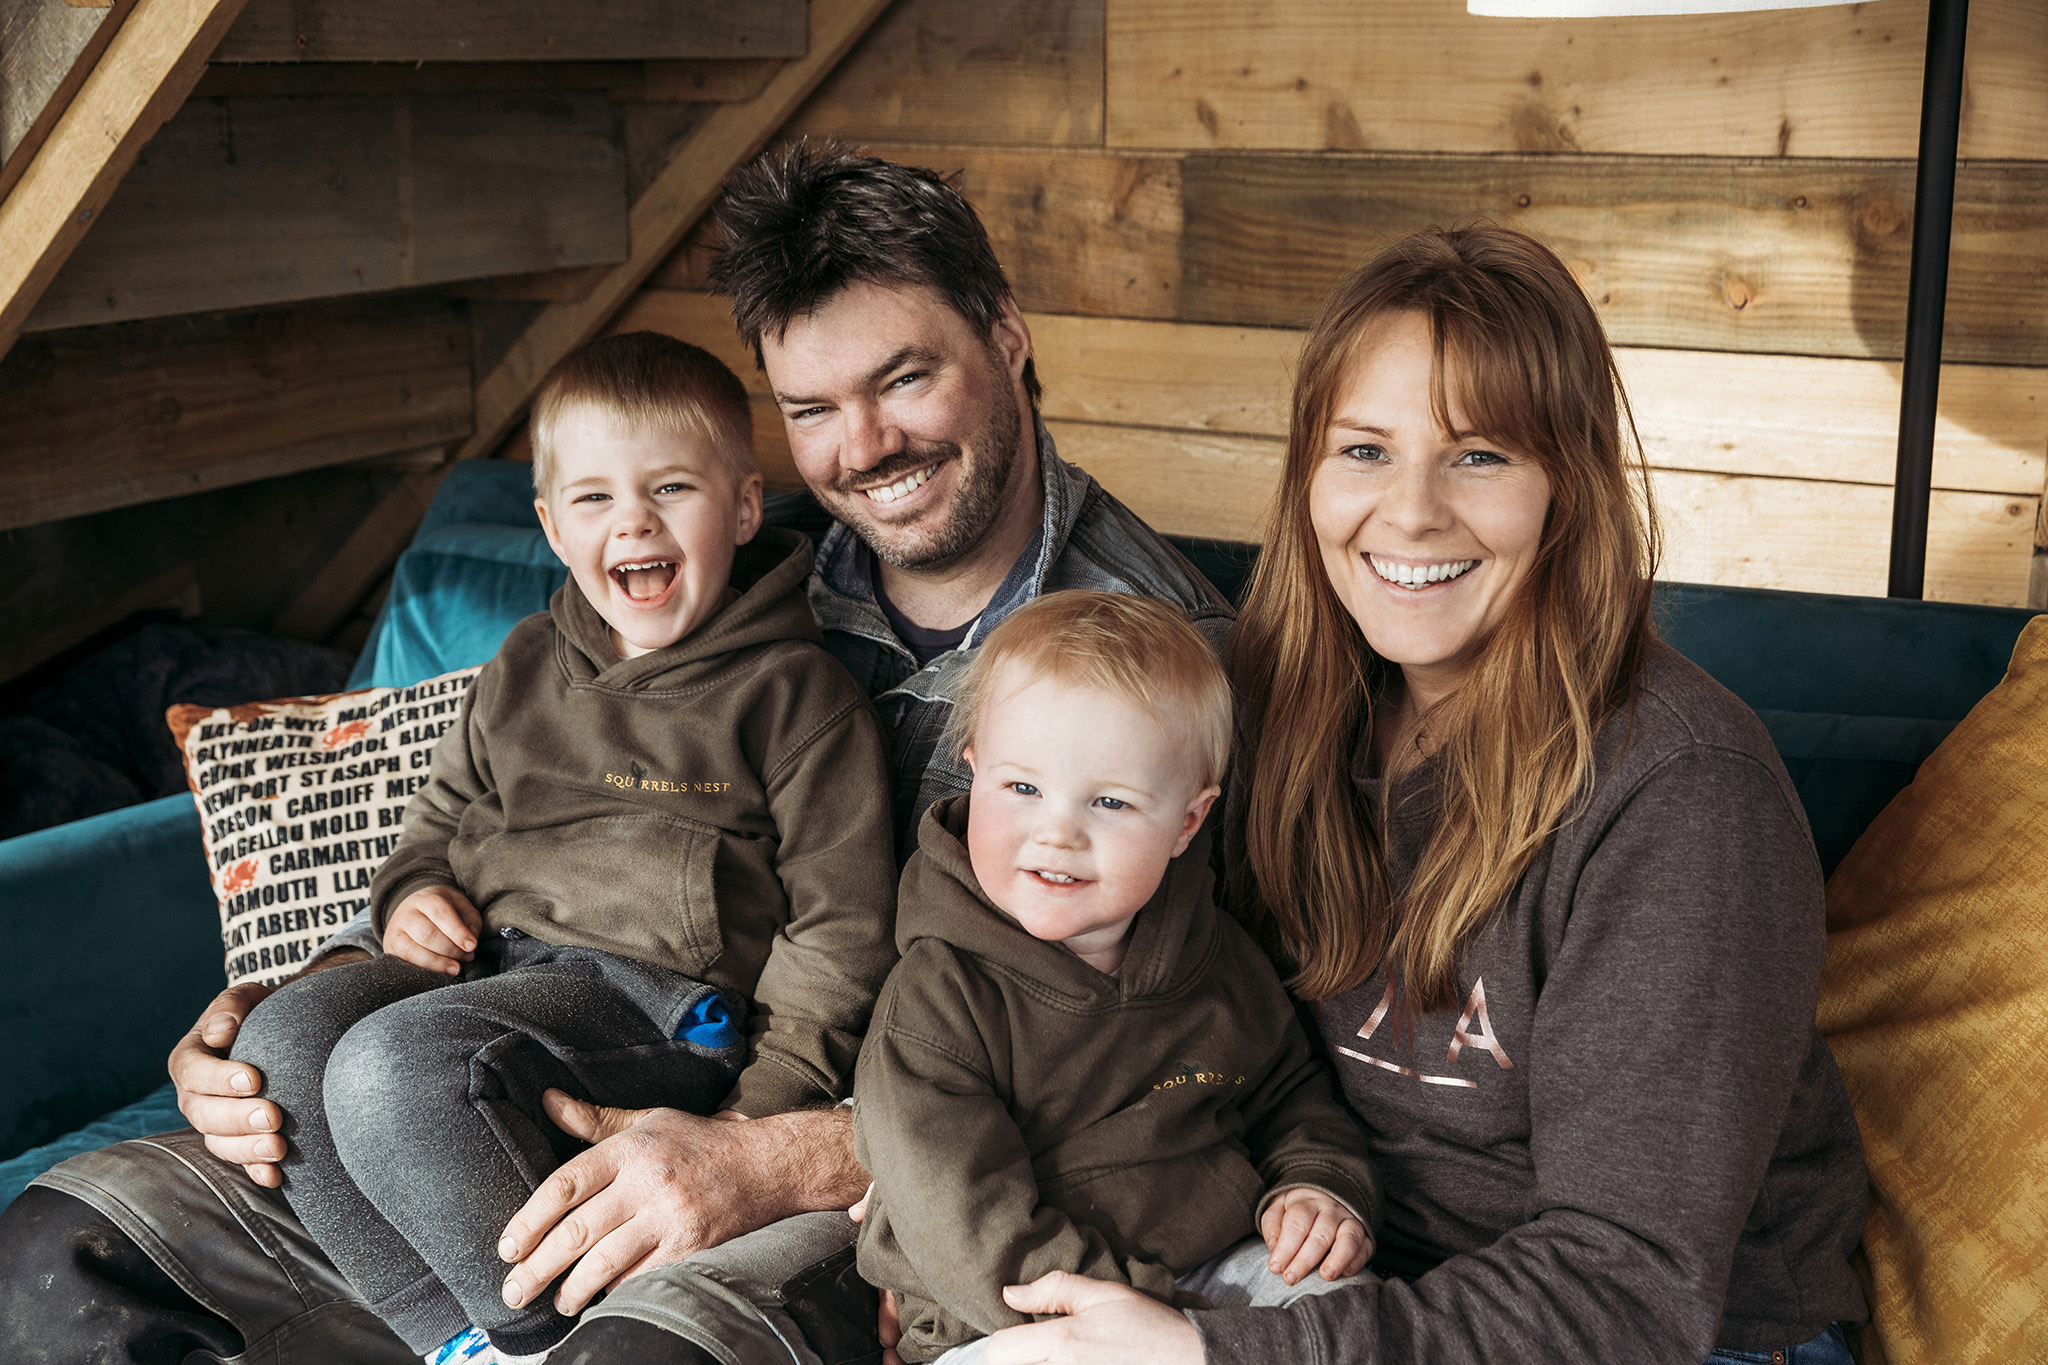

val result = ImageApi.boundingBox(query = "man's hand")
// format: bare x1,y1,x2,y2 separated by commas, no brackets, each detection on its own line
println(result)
982,1273,1202,1365
847,1183,905,1365
382,886,482,974
1259,1186,1370,1285
497,1089,865,1317
168,949,370,1186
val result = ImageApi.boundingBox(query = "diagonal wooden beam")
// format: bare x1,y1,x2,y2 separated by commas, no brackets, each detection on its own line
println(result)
276,0,897,643
0,0,251,359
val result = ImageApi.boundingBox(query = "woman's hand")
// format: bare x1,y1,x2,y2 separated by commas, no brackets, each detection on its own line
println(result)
1260,1186,1371,1284
981,1272,1203,1365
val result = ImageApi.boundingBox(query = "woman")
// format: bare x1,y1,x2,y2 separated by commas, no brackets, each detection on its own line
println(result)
977,226,1868,1364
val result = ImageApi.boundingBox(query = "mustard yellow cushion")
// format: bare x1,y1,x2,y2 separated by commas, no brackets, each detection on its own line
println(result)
1819,615,2048,1365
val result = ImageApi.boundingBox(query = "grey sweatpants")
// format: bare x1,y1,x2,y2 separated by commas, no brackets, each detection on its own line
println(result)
231,936,743,1358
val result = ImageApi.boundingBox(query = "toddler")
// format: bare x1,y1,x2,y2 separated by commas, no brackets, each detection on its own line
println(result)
853,590,1381,1363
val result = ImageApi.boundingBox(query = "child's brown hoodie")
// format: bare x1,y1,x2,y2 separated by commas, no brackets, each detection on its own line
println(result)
853,795,1381,1362
368,527,898,1119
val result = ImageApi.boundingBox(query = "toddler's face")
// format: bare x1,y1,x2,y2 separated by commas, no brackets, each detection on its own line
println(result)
535,405,763,659
963,665,1219,967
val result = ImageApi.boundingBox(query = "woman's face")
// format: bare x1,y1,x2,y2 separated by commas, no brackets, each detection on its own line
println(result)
1309,310,1553,703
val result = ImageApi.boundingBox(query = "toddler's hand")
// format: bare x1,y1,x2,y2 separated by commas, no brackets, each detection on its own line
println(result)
383,886,483,975
1259,1186,1371,1285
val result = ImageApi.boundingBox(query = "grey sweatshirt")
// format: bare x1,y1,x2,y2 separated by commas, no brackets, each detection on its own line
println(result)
1199,640,1868,1362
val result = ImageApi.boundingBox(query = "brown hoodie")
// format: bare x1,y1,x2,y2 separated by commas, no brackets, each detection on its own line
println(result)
853,796,1381,1362
370,527,898,1118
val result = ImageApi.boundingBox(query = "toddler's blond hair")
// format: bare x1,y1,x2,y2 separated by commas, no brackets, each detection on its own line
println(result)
952,591,1231,789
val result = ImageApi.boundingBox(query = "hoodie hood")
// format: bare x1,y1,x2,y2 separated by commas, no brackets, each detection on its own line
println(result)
551,526,821,689
897,793,1218,1005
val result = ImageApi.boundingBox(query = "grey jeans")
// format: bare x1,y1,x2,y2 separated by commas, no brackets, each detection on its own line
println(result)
11,1129,876,1365
230,937,744,1357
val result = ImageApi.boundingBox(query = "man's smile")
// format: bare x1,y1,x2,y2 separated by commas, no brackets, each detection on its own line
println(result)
860,463,940,505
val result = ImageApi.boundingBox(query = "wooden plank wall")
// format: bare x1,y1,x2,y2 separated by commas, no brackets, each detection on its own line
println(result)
624,0,2048,608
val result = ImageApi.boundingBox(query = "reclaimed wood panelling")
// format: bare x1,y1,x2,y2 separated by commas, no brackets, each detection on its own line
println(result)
278,0,897,644
25,92,626,332
1047,419,2037,607
1105,0,2048,161
0,0,252,357
865,143,1183,319
0,298,470,532
650,143,1182,312
786,0,1105,147
213,0,806,63
620,291,2048,499
1651,471,2034,607
1180,153,2048,366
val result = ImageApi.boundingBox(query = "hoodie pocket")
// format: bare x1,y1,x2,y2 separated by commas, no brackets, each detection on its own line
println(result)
459,813,724,976
1038,1143,1266,1272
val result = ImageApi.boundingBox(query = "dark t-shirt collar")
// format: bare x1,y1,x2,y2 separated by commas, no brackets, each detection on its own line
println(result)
870,523,1047,667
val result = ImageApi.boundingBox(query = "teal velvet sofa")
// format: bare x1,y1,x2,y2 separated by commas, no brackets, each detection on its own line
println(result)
1,459,2037,1208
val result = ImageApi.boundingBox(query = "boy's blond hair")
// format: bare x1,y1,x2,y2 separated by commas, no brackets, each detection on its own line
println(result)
951,591,1232,789
530,331,755,496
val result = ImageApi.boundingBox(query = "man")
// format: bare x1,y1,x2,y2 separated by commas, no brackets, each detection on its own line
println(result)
0,143,1232,1365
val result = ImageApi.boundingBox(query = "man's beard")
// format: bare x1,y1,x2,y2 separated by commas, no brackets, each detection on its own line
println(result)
833,370,1024,573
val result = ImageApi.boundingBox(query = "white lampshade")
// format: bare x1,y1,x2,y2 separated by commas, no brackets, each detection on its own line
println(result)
1469,0,1856,15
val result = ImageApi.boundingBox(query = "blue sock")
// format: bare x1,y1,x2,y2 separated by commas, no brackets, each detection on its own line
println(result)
425,1325,493,1365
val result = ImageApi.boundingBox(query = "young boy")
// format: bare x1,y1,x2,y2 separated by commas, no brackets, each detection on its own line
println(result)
852,591,1381,1364
232,332,899,1365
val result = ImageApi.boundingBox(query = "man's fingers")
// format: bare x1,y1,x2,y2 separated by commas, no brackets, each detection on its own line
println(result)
197,1009,245,1049
541,1087,647,1145
242,1160,284,1188
500,1133,620,1263
202,1130,288,1167
503,1187,631,1311
180,1089,281,1140
878,1287,901,1347
552,1219,660,1316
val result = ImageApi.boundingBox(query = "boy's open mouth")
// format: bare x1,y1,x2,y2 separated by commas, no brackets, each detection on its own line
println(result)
611,559,678,602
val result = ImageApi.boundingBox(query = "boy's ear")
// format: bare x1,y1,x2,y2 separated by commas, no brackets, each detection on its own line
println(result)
1172,785,1222,858
734,471,765,545
534,496,565,557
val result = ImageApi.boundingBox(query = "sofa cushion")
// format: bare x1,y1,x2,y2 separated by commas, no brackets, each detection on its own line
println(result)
1818,615,2048,1365
0,796,219,1162
168,668,481,988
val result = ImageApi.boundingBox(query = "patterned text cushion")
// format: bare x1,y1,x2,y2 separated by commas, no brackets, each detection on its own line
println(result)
167,667,480,987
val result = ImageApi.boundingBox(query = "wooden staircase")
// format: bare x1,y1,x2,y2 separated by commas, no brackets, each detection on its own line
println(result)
0,0,890,682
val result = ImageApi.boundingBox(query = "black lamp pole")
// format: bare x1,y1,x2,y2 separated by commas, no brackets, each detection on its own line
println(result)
1887,0,1971,599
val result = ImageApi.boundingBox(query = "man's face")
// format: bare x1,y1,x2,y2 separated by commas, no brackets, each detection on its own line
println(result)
761,281,1030,571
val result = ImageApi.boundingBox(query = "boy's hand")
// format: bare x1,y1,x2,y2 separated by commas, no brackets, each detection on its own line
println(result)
1259,1186,1371,1285
383,886,482,974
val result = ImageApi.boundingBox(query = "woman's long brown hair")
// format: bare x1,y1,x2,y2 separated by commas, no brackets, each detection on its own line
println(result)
1228,225,1660,1009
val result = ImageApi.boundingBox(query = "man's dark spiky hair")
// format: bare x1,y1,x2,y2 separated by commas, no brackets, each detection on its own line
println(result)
708,140,1040,404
